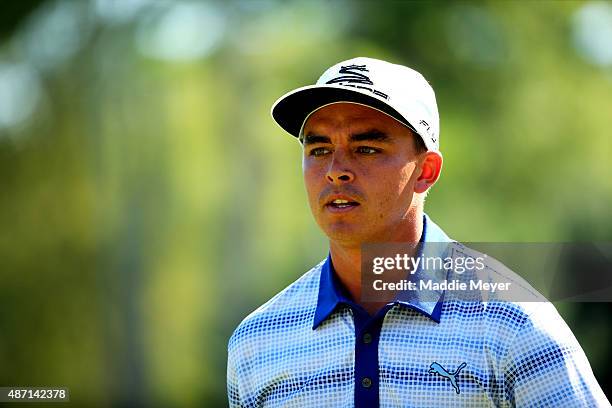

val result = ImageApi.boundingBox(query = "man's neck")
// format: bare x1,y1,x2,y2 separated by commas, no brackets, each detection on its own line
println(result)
329,211,424,315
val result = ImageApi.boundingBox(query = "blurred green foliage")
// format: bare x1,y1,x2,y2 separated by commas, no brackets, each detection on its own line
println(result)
0,0,611,406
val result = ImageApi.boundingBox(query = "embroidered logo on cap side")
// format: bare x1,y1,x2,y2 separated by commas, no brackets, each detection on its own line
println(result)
418,119,436,145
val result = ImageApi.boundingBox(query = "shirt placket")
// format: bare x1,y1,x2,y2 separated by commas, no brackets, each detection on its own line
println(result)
352,305,392,408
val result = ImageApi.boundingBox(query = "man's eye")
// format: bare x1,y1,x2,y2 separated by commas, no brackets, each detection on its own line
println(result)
356,146,379,154
309,147,331,157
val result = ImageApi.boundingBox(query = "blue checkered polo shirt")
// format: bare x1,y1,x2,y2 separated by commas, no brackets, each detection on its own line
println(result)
227,214,610,407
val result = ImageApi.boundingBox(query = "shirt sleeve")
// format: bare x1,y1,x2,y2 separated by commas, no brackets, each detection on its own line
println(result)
227,342,243,408
503,303,610,407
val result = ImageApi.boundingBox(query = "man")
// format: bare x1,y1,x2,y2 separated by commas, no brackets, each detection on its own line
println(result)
227,57,609,407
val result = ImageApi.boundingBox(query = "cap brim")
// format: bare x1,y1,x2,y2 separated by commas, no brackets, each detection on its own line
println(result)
271,85,416,138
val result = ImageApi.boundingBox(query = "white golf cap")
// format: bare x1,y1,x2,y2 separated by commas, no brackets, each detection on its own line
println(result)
271,57,440,151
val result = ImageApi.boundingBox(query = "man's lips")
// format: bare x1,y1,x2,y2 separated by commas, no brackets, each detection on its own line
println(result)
324,194,361,212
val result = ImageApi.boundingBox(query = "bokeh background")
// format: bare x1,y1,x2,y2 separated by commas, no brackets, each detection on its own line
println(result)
1,0,611,406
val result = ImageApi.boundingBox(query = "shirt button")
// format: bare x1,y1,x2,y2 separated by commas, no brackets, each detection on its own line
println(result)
361,377,372,388
363,333,372,344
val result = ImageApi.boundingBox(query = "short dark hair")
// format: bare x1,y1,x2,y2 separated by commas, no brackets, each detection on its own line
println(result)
413,131,428,154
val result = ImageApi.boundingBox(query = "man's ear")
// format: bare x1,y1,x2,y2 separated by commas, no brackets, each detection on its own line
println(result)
414,152,443,193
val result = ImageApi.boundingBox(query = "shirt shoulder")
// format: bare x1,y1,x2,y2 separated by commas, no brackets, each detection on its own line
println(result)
228,259,324,352
450,242,546,301
501,300,610,405
442,243,609,405
439,242,546,327
438,243,569,361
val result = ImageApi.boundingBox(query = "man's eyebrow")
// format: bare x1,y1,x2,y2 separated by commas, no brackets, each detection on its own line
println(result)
302,133,331,145
349,130,390,142
302,130,390,145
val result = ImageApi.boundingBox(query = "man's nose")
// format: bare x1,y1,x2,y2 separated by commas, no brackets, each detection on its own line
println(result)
325,151,355,184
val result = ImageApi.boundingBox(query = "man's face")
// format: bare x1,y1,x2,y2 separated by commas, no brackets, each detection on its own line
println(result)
302,102,427,246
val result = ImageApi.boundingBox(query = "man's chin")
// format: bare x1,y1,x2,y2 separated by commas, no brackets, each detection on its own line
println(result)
322,223,374,246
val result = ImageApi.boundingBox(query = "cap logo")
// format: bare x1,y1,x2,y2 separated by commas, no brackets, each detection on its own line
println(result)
326,64,373,85
419,119,436,144
325,64,389,100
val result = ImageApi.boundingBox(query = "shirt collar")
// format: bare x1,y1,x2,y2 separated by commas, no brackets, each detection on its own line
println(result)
313,213,453,329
